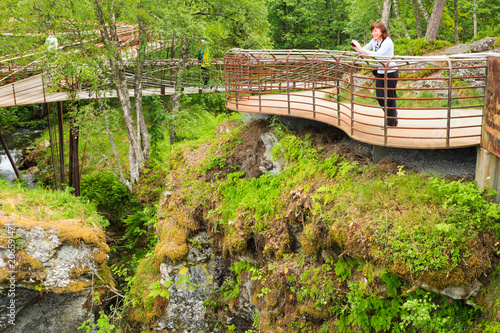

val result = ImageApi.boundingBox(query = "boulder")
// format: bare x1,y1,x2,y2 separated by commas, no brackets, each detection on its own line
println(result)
442,37,498,55
38,140,50,150
0,214,110,332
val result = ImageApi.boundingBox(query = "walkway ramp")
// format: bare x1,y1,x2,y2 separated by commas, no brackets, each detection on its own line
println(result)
0,73,223,108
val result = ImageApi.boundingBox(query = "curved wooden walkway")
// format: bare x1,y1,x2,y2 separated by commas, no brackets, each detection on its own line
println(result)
227,89,482,149
224,49,490,149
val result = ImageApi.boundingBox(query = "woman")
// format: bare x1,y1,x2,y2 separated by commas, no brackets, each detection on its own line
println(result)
351,21,398,127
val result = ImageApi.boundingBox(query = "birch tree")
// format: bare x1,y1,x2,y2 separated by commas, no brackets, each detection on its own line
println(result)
473,0,477,38
381,0,392,28
393,0,411,39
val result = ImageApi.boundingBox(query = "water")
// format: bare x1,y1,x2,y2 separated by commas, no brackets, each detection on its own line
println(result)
0,127,46,188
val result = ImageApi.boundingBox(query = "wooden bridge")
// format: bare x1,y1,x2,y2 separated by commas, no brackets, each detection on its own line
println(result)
3,46,500,198
224,49,493,149
2,47,492,151
0,58,224,108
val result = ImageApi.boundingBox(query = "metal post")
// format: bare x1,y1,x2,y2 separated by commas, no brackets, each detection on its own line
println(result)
312,51,318,119
258,51,262,113
286,50,293,115
446,58,453,147
9,63,16,106
350,57,358,136
57,101,65,185
45,103,58,190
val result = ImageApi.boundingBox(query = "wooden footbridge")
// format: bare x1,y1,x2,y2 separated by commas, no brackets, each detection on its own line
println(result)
3,45,500,198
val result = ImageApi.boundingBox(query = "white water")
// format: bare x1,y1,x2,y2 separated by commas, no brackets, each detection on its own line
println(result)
0,128,45,188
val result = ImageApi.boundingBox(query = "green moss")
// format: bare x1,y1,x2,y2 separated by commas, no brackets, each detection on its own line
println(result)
301,223,319,256
224,233,246,256
127,257,166,325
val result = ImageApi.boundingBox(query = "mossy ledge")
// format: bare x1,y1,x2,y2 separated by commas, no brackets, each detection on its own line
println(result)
0,213,110,293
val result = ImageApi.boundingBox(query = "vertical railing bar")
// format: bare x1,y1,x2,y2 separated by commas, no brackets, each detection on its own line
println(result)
383,57,394,146
286,50,293,115
9,62,16,106
336,52,347,127
350,56,360,136
258,50,262,113
482,56,489,140
446,58,453,147
312,50,319,119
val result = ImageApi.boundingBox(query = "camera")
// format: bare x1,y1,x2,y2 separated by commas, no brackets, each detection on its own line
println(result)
351,40,358,47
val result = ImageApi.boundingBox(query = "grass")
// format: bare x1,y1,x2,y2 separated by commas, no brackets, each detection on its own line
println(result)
0,179,107,228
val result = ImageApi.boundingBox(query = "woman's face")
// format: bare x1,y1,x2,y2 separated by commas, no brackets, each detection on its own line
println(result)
371,28,382,40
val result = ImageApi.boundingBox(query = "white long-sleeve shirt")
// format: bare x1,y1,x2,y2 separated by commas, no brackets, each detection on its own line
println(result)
362,37,397,74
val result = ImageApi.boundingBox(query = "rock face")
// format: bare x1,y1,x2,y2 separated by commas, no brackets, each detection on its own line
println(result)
0,214,110,332
259,132,282,175
0,287,90,333
443,37,499,55
153,232,257,333
153,232,229,332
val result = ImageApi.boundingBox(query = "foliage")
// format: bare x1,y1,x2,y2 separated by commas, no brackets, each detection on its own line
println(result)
338,280,478,332
0,105,46,130
123,207,158,253
267,0,348,49
133,158,168,205
394,38,452,56
80,171,139,225
78,311,118,333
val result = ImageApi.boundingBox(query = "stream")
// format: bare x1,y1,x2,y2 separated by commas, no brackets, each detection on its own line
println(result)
0,127,45,188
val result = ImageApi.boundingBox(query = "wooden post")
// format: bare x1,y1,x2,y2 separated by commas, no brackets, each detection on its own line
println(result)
45,103,58,190
476,55,500,202
69,103,80,196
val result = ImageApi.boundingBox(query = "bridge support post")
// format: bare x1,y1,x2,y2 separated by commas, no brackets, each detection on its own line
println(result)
476,54,500,202
476,147,500,202
372,145,390,164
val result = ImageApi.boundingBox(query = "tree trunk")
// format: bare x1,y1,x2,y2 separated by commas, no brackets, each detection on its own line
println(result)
134,18,150,160
412,0,423,38
94,0,145,184
169,39,189,145
454,0,459,43
393,0,411,38
473,0,477,38
417,0,430,22
381,0,392,28
425,0,446,40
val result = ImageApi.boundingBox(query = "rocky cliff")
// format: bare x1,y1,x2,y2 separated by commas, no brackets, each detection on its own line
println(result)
123,118,500,332
0,213,110,332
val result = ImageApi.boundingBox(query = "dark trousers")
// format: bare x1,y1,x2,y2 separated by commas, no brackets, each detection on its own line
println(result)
201,67,209,85
374,71,398,127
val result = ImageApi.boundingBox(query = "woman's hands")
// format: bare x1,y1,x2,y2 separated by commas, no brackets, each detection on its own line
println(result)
351,39,361,51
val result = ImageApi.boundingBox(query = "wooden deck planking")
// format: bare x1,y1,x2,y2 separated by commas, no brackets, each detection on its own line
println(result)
0,74,223,107
227,90,482,149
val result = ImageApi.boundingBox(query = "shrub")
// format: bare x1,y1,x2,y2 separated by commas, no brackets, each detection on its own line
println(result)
395,38,452,56
80,171,138,225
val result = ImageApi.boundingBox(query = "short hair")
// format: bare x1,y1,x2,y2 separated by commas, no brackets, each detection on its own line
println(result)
371,21,389,39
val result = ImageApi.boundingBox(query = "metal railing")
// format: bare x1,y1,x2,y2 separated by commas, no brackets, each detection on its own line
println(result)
224,49,491,149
